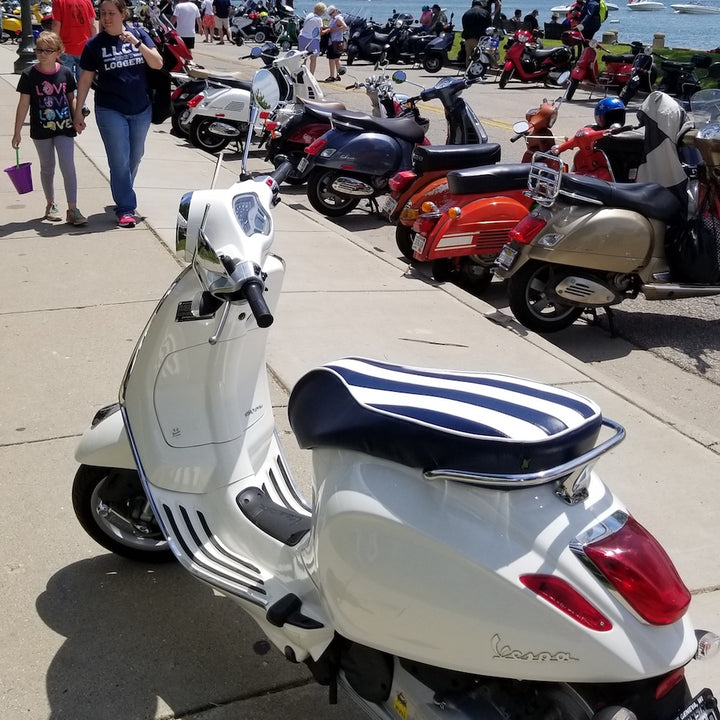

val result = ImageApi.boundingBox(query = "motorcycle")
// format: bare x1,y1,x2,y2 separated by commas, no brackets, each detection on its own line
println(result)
71,144,720,720
299,69,489,217
494,90,720,334
562,32,636,101
498,27,576,89
402,100,646,294
654,53,710,108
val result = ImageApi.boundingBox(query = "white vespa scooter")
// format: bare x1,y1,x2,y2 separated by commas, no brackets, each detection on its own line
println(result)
72,160,720,720
184,47,324,153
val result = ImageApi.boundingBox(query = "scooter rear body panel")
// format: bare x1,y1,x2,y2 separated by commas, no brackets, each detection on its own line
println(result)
313,128,409,176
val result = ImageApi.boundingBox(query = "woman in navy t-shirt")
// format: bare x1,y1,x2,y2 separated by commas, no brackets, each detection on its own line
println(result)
73,0,163,228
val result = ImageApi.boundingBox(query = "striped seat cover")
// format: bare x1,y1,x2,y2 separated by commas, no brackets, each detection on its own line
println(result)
288,358,602,476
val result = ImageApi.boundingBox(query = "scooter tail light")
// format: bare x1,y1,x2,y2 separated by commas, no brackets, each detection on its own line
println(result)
259,110,271,119
171,86,184,100
388,170,417,194
186,93,204,108
509,214,547,244
520,574,613,632
579,513,691,626
655,668,685,700
415,215,439,237
305,138,327,156
264,120,278,132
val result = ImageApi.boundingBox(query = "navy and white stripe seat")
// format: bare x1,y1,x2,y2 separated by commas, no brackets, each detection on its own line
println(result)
288,358,602,477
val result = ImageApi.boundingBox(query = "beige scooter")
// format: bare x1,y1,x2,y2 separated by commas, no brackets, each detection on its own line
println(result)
494,90,720,334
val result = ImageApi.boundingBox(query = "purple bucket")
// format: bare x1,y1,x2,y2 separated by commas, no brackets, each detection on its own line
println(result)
4,162,33,194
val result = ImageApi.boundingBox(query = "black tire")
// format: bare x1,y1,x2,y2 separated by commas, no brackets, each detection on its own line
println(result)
254,30,267,43
619,77,638,104
72,465,174,562
507,261,583,333
498,67,513,88
346,51,356,65
234,35,244,46
190,117,231,153
280,40,291,50
423,53,443,73
171,111,189,137
564,77,579,101
395,223,417,260
431,258,453,282
457,258,494,293
306,168,361,216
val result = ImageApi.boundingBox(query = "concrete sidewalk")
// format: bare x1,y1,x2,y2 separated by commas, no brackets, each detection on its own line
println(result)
1,42,718,719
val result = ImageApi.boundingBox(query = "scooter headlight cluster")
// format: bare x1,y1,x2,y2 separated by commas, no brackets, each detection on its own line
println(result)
232,193,271,237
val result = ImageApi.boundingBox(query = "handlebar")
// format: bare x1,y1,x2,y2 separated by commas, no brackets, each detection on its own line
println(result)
270,159,294,186
242,277,273,328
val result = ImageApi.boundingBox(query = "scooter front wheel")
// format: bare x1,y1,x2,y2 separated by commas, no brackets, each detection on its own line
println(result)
498,67,513,88
190,117,232,153
72,465,174,562
307,169,361,217
564,77,580,101
508,261,583,333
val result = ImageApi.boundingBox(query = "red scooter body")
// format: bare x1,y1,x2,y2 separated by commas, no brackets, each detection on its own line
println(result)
498,29,575,88
565,33,635,101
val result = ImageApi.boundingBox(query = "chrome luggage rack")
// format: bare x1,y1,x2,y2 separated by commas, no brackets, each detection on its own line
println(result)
525,151,566,206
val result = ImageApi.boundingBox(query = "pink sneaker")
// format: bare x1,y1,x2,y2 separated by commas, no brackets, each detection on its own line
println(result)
118,213,136,228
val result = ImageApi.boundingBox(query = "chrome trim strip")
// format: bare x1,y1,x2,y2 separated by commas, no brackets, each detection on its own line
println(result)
424,418,625,487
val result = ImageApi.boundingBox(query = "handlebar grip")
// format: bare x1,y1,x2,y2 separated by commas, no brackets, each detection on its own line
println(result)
242,277,273,328
271,160,294,186
510,134,522,143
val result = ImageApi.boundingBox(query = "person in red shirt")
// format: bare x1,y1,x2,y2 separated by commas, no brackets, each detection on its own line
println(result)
51,0,98,84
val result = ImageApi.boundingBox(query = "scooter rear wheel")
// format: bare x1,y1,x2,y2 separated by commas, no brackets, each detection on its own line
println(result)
190,117,232,153
498,68,513,89
72,464,174,562
307,168,361,217
508,261,583,333
395,223,416,260
423,53,443,73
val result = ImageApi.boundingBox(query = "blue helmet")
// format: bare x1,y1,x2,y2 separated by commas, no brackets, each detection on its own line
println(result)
594,96,626,129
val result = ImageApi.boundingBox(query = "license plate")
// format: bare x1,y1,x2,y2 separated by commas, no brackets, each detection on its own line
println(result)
297,157,309,173
382,195,398,216
495,245,517,270
673,689,718,720
411,233,426,254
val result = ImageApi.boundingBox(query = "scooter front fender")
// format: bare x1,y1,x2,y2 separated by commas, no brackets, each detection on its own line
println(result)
74,404,136,469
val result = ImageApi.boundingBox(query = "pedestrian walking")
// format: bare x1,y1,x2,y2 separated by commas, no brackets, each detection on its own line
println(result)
172,0,201,50
320,4,346,82
212,0,232,44
12,32,87,225
200,0,215,42
51,0,97,116
72,0,163,228
298,3,326,75
462,0,499,60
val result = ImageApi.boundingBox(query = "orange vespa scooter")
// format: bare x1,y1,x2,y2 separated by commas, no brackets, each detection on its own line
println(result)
393,99,563,275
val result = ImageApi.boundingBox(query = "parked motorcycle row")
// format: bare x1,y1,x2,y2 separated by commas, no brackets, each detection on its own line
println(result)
71,54,720,720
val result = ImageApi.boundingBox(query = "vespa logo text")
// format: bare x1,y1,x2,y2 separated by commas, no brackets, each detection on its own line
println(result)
245,404,263,418
491,634,578,663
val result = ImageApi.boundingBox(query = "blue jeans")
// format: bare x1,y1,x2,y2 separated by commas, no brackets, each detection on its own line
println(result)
60,53,82,83
96,105,152,218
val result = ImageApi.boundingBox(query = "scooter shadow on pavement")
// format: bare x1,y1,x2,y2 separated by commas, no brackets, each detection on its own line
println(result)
35,555,316,719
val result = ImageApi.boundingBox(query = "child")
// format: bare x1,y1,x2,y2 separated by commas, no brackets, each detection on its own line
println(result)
12,31,87,225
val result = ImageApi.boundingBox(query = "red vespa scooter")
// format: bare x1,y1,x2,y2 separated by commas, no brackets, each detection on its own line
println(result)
564,31,638,101
498,28,576,89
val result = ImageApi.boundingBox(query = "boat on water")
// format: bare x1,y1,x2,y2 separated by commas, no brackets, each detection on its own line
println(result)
627,0,665,9
670,2,720,11
550,2,618,10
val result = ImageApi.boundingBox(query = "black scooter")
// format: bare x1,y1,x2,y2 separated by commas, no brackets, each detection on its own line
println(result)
299,69,489,217
346,17,391,65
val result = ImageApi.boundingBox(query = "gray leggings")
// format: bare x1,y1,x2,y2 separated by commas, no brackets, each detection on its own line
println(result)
32,135,77,205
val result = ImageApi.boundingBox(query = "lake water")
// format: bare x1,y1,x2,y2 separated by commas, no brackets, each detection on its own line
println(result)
293,0,720,50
